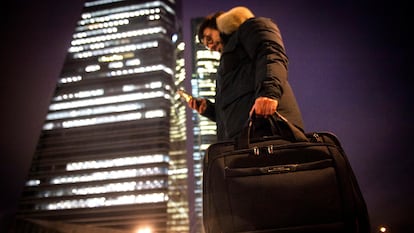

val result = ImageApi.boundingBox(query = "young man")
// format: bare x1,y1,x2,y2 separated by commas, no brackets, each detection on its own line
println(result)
189,6,304,140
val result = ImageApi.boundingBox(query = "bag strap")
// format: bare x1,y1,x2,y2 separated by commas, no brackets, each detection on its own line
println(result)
236,111,308,149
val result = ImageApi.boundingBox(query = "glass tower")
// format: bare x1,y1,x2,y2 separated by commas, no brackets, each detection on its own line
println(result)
189,17,220,233
14,0,188,233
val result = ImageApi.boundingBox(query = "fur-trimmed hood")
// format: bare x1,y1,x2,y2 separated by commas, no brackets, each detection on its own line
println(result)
216,6,255,35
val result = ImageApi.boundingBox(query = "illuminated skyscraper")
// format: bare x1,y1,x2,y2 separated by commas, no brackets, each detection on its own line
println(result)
14,0,188,233
189,17,220,233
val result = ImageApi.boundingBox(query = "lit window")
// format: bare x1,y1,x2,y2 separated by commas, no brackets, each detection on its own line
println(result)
85,64,101,72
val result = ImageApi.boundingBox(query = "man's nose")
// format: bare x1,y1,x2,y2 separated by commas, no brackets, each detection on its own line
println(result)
208,44,219,52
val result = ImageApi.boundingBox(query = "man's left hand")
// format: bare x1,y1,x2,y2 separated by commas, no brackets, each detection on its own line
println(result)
249,97,278,117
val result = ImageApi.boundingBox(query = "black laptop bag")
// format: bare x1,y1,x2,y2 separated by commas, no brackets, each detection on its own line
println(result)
202,113,370,233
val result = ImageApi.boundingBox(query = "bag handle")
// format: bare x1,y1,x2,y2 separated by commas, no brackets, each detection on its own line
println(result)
236,111,308,149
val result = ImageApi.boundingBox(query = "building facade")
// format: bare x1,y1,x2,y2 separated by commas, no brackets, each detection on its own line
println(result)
14,0,188,233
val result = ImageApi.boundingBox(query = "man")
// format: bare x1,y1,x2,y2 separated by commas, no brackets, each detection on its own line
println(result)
189,6,304,140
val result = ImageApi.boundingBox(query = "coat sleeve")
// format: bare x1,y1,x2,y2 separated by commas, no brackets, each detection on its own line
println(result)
200,99,216,122
237,18,289,100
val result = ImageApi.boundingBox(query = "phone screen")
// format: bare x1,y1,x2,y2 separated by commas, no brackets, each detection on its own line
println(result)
177,90,192,102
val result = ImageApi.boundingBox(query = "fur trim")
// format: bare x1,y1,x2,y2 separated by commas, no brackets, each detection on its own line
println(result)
216,6,255,35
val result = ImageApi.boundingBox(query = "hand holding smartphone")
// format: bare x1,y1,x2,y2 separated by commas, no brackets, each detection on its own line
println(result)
177,89,204,113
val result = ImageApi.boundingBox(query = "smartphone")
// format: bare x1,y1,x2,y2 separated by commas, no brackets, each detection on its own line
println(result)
177,89,202,109
177,89,192,102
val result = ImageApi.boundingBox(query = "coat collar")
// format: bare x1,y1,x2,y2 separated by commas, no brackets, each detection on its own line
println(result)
216,6,255,35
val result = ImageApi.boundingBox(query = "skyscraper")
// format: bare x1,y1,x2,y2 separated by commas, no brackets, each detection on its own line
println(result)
189,17,220,233
14,1,188,233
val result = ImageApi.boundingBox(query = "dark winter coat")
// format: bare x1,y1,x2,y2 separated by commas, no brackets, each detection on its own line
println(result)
202,9,304,140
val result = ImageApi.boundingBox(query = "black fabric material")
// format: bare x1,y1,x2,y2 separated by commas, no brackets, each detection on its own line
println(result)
201,17,304,141
202,132,370,233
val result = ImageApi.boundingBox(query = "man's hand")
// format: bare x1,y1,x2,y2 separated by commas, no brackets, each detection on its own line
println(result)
189,98,207,114
249,97,278,117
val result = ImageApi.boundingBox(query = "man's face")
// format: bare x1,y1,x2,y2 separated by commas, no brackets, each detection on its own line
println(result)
202,27,223,53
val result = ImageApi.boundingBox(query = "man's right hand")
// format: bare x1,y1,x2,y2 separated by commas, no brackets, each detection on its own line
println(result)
189,98,207,114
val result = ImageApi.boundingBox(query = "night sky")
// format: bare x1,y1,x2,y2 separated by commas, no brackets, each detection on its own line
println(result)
1,0,412,231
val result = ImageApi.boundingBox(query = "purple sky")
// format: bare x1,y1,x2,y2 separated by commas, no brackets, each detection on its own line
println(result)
1,0,411,231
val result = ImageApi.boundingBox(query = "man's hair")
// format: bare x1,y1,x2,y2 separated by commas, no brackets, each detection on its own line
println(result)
197,11,224,44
